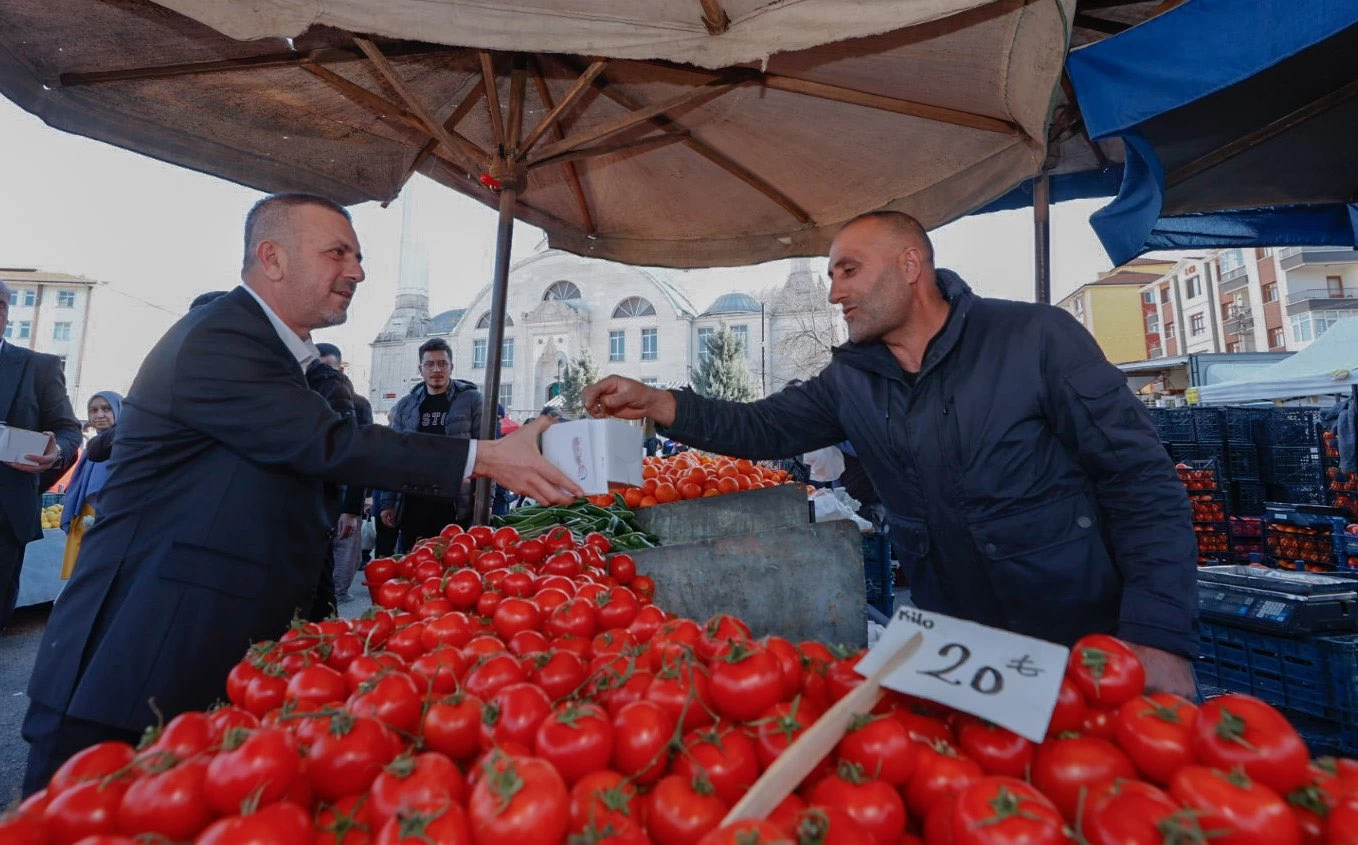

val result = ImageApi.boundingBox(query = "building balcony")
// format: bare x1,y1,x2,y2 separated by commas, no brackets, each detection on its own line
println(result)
1285,289,1358,315
1222,304,1255,336
1146,346,1163,359
1219,264,1250,292
1278,247,1358,270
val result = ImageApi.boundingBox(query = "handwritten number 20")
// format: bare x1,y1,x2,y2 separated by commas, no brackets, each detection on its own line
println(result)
918,643,1004,695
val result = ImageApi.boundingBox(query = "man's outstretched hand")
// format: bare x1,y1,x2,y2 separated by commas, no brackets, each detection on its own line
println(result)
583,376,676,425
473,415,584,506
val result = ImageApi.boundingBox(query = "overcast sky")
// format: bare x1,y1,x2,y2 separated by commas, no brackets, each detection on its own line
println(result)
0,95,1119,398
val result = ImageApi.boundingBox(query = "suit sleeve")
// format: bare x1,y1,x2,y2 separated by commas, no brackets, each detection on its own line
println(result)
1038,307,1197,656
39,356,82,469
172,323,468,499
661,376,846,459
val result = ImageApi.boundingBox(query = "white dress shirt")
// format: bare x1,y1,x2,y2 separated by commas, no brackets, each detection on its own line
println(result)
238,285,477,479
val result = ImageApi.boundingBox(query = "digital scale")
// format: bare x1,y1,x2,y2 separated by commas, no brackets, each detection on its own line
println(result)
1197,565,1358,636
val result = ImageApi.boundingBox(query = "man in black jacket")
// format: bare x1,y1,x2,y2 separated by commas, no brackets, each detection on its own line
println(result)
585,210,1198,697
0,281,82,631
22,193,581,792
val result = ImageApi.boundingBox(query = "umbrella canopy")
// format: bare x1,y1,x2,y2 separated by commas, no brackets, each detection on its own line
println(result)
1195,318,1358,404
0,0,1074,268
1066,0,1358,265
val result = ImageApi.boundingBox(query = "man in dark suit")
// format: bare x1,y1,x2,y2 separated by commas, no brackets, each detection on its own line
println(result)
0,281,82,632
22,193,582,793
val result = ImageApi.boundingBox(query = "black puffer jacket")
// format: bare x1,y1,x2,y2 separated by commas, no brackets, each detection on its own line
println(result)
663,269,1198,655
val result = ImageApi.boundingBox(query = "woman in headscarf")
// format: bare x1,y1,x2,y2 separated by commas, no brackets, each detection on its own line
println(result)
59,390,122,579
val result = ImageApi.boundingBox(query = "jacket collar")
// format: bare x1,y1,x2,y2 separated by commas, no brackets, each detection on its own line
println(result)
832,267,975,382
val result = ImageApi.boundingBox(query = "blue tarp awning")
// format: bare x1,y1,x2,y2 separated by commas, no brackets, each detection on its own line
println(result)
1065,0,1358,265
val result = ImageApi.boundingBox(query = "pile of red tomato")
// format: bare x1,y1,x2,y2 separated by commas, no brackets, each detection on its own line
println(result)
5,523,1358,844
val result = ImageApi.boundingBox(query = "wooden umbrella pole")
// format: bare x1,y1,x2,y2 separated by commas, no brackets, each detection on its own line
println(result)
1033,171,1052,305
472,185,517,525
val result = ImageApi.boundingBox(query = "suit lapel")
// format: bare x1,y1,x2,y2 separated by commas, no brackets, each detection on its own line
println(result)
227,288,306,386
0,343,28,422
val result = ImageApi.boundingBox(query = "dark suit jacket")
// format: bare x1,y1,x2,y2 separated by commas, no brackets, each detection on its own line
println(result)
28,288,469,730
0,343,81,542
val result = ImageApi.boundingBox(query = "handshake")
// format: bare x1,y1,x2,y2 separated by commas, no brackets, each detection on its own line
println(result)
471,377,673,506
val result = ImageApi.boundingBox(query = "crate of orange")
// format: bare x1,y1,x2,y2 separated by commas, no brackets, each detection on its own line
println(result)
596,452,795,509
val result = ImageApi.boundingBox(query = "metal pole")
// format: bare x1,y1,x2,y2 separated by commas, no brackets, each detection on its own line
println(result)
1033,172,1052,305
760,301,767,396
472,187,516,525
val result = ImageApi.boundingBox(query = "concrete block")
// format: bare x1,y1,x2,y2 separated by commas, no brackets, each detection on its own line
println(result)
632,483,809,546
631,520,866,646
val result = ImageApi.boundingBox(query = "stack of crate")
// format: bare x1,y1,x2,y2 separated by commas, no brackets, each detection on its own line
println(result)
1322,428,1357,521
1177,460,1232,565
1264,409,1328,505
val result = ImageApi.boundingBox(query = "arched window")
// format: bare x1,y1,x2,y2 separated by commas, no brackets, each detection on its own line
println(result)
543,280,582,301
612,296,656,318
476,311,514,329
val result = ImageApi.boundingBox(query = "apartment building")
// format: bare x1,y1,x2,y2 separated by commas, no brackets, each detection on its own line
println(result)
0,268,100,408
1056,258,1176,363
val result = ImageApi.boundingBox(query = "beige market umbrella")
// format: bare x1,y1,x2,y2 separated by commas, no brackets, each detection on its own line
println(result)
0,0,1078,518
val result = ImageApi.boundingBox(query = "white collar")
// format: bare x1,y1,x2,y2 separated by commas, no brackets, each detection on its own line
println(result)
239,284,320,372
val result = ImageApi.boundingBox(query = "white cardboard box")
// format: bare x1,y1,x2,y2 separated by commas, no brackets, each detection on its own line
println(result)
0,425,54,467
541,419,643,496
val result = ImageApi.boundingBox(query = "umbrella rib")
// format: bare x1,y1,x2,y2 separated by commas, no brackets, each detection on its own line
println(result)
697,0,731,34
517,60,609,158
758,74,1017,135
531,76,744,164
352,37,489,174
506,55,528,148
527,132,691,169
480,51,507,150
529,58,597,235
1165,76,1358,189
389,81,487,202
549,55,812,225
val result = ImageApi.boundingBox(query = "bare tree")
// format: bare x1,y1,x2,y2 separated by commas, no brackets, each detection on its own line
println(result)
772,310,846,384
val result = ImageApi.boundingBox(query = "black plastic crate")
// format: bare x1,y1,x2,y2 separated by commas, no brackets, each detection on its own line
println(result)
1159,408,1196,442
1267,482,1329,506
1268,408,1324,447
863,532,895,616
1223,407,1270,445
1189,407,1223,442
1226,444,1261,481
1267,447,1325,486
1230,481,1266,516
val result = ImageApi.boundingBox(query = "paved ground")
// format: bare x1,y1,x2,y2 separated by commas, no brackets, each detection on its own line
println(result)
0,591,371,811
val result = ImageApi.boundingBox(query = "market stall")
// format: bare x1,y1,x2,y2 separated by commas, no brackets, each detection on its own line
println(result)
1193,318,1358,405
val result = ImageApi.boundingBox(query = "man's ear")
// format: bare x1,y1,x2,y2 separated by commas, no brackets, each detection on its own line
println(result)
257,239,287,281
898,243,924,286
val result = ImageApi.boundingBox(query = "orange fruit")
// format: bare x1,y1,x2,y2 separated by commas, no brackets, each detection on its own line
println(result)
639,496,658,508
680,482,703,500
654,483,679,504
623,488,644,508
703,489,720,498
642,465,659,480
642,478,659,497
717,477,739,495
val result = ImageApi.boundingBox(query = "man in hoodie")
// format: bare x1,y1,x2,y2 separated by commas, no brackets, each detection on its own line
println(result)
379,337,481,548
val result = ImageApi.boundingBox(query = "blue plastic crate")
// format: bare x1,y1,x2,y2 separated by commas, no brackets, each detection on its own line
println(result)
40,492,63,508
1160,409,1197,442
1229,481,1266,516
1268,408,1324,448
1190,408,1223,442
1223,407,1270,445
1289,712,1358,757
862,532,894,616
1225,445,1261,481
1267,447,1325,486
1268,482,1329,506
1198,623,1358,728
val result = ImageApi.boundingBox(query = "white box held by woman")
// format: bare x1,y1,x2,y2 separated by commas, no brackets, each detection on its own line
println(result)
541,419,643,496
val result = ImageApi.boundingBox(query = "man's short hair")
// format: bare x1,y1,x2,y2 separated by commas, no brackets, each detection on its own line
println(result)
843,210,935,264
418,337,452,362
316,342,343,362
190,290,229,310
242,193,351,273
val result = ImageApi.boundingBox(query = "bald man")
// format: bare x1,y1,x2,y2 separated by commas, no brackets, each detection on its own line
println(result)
585,210,1199,696
22,193,582,792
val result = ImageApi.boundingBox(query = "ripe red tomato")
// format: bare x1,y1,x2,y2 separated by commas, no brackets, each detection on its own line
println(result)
951,777,1065,845
306,712,400,801
143,711,215,759
836,713,917,786
1113,692,1197,785
1081,779,1186,845
481,682,554,750
422,612,475,650
548,599,598,640
422,693,485,762
462,653,526,700
646,660,715,733
696,819,794,845
0,811,46,845
767,793,808,835
203,727,300,816
953,716,1033,780
1329,794,1358,845
628,604,666,644
698,614,752,661
709,641,785,722
611,700,675,785
569,770,642,834
534,702,614,785
608,554,636,585
1047,676,1088,737
790,806,874,845
492,597,543,641
368,752,466,830
467,754,569,844
44,776,130,844
1170,766,1301,845
904,739,984,820
646,773,731,845
1066,635,1145,707
116,756,213,840
595,587,641,631
526,649,585,701
1030,735,1136,823
286,663,349,708
824,655,868,704
674,726,761,804
755,697,827,774
1191,694,1309,796
410,647,468,696
375,801,471,845
348,671,424,735
886,706,953,746
808,761,908,845
761,636,805,700
49,741,136,797
196,800,314,845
